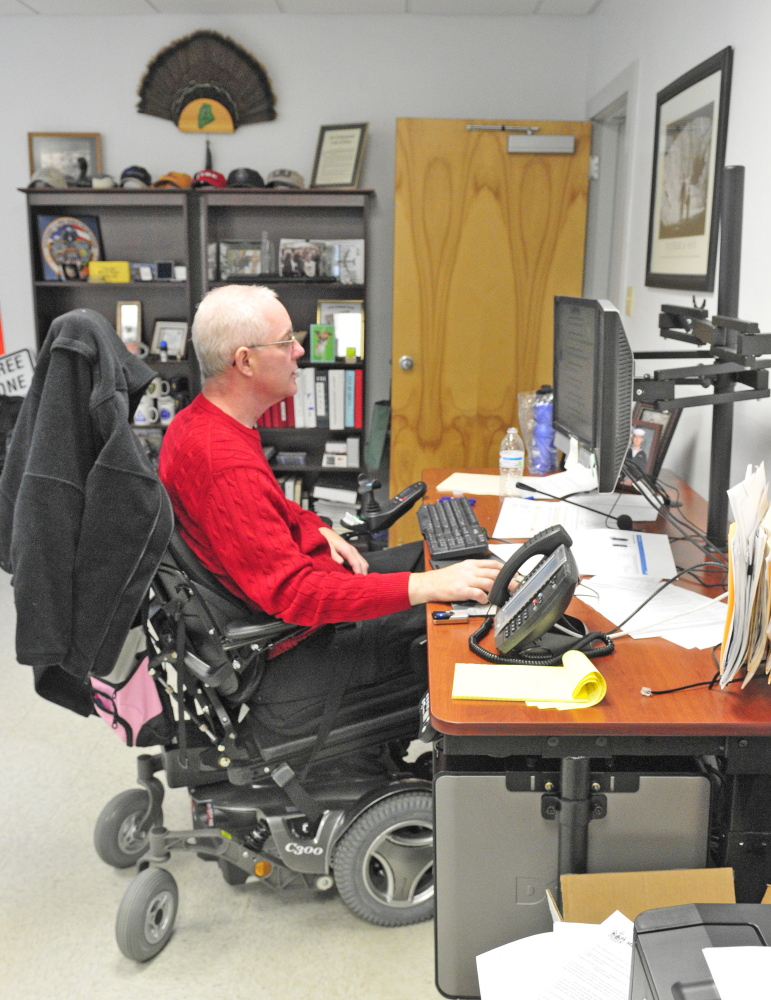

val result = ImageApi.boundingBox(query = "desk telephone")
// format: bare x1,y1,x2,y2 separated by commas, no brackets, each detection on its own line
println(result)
470,525,614,665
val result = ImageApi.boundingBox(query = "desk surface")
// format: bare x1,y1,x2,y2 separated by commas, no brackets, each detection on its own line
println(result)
424,468,771,738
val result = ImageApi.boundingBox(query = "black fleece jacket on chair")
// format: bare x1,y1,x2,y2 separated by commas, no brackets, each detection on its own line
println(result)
0,309,174,716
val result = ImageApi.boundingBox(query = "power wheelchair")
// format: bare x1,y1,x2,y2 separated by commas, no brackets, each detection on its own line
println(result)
92,477,435,962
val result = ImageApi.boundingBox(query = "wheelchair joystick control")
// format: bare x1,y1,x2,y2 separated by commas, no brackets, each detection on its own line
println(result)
357,474,382,517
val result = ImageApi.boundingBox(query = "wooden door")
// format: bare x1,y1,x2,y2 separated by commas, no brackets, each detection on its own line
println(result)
390,118,591,544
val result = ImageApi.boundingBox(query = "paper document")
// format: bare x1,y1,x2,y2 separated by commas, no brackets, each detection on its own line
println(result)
477,924,599,1000
702,946,771,1000
453,650,607,708
538,910,634,1000
578,576,727,649
720,463,771,687
494,498,620,539
570,529,677,579
436,472,501,495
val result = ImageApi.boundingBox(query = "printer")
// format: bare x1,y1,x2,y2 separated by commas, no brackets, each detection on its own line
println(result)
630,903,771,999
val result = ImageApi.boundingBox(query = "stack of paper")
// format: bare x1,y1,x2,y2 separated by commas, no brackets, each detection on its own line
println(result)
493,497,658,541
452,650,607,710
579,575,727,650
720,463,771,687
477,910,634,1000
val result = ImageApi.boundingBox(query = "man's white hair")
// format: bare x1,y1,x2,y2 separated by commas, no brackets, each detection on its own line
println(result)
192,284,280,380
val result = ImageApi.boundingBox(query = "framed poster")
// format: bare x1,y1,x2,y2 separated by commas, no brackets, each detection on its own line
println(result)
645,47,733,291
28,132,102,180
310,123,368,188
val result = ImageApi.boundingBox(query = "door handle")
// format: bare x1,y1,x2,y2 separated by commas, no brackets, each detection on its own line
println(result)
399,355,414,371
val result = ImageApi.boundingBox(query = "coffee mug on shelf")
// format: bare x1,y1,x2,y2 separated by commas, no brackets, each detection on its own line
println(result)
146,377,170,399
158,395,177,427
134,395,159,426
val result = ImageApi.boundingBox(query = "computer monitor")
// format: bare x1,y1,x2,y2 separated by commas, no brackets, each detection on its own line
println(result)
552,296,634,493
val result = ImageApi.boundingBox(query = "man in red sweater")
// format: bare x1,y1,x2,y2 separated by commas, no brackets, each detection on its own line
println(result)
160,285,501,741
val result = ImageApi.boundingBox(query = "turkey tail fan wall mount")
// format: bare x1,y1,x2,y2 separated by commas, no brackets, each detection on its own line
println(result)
138,30,277,133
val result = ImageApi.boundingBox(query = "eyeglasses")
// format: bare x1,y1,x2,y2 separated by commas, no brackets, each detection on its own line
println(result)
232,333,298,365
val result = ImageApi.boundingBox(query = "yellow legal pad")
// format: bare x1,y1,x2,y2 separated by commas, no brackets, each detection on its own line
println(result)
452,649,607,710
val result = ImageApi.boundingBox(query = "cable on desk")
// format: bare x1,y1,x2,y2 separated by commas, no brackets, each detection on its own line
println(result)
607,562,729,634
640,645,745,696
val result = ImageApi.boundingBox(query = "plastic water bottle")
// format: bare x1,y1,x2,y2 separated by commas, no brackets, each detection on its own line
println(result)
530,385,557,475
499,427,525,497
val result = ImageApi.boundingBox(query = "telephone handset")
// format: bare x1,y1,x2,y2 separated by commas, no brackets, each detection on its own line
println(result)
489,525,579,655
468,524,597,665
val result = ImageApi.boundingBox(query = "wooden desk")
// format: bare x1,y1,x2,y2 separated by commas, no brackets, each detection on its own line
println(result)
423,467,771,743
424,468,771,999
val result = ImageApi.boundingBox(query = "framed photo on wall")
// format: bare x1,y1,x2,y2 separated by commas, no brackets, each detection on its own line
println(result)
28,132,102,182
645,47,733,291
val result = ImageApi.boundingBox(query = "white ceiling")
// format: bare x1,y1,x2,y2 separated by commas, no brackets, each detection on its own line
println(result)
1,0,602,15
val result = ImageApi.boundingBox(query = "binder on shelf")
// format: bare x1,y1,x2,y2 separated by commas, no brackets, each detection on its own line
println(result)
278,398,288,427
302,368,317,428
285,394,295,428
315,371,329,428
346,436,360,468
328,369,345,430
293,386,305,428
354,369,363,429
344,370,356,428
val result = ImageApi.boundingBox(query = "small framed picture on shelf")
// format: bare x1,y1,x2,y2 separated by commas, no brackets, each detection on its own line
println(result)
116,301,142,355
309,324,336,363
38,214,103,281
310,238,365,284
28,132,102,181
279,239,322,278
152,320,189,360
317,299,365,360
310,123,368,188
219,241,262,280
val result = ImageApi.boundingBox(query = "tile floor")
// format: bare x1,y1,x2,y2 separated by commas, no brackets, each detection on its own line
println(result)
0,574,440,1000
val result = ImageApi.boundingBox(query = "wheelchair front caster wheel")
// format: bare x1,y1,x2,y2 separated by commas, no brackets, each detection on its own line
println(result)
333,790,434,926
116,867,178,961
94,788,151,868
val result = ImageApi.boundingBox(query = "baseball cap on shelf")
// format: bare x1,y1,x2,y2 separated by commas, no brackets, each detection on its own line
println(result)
227,168,265,188
153,172,193,189
29,166,68,189
92,174,116,189
192,169,227,188
265,169,304,189
120,165,152,189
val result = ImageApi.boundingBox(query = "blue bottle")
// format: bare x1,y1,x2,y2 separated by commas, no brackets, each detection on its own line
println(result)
530,384,556,474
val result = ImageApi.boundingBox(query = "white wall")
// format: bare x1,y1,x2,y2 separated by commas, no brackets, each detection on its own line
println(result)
0,12,589,414
587,0,771,498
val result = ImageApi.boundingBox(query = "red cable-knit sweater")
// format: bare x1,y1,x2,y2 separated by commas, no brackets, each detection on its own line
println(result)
158,393,411,628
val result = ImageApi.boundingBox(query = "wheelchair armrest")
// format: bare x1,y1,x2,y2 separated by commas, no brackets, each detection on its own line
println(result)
223,619,306,648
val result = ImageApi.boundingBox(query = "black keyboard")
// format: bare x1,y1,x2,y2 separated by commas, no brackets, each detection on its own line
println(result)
417,498,489,561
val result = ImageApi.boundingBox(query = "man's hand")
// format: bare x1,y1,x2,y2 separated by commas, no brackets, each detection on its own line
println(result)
408,559,501,606
319,526,369,575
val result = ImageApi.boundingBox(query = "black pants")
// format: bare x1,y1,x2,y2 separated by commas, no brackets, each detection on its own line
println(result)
250,542,426,738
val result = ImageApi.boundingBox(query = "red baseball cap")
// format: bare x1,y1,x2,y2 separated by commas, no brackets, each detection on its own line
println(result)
192,170,227,188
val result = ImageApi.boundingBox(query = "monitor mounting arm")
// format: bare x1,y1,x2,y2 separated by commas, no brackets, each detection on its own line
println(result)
632,306,771,549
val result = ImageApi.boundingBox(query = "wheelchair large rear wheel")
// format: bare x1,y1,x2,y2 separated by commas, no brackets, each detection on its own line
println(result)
116,867,178,962
333,790,433,926
94,788,151,868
